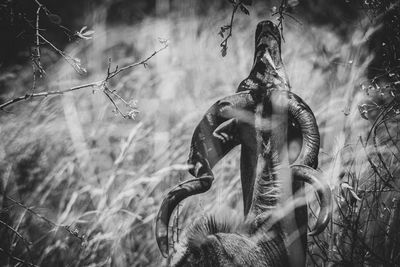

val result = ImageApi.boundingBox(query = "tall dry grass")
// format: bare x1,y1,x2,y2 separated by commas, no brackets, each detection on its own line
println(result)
0,4,399,267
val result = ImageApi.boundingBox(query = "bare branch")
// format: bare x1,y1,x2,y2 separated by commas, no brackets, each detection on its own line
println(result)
5,196,85,242
0,247,38,267
219,0,250,57
0,43,168,115
0,220,32,247
0,83,99,110
0,219,34,263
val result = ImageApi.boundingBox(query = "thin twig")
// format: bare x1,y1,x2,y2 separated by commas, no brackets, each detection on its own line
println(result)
372,122,395,182
366,96,398,142
104,89,126,118
35,6,41,59
359,137,399,191
107,44,168,80
219,2,240,56
100,43,167,117
38,33,86,74
272,0,288,40
32,5,45,78
383,121,400,158
33,0,72,38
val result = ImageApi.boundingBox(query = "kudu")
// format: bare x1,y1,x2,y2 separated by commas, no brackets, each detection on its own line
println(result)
155,20,332,266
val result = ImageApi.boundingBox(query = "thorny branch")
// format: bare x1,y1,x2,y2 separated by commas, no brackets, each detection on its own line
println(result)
0,43,168,118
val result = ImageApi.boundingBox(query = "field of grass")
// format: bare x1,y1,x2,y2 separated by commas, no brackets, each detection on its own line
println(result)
1,3,399,266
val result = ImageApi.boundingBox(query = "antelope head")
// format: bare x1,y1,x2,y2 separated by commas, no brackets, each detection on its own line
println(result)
155,90,331,261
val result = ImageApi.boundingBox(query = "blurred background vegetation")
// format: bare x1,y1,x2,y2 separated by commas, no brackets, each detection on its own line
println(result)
0,0,400,266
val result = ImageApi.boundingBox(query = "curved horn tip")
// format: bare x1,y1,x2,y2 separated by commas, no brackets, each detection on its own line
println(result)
290,164,332,236
155,177,215,258
308,229,320,236
313,201,332,235
160,248,169,258
155,231,169,258
308,220,329,236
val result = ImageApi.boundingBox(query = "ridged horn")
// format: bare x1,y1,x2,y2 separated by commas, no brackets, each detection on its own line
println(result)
270,89,320,169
